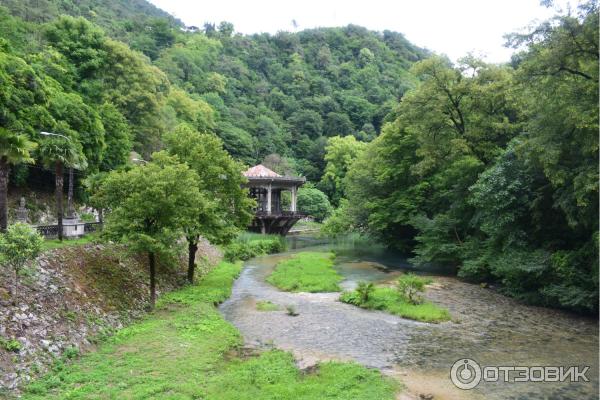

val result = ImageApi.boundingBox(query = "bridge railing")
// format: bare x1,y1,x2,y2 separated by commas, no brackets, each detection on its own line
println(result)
254,211,305,218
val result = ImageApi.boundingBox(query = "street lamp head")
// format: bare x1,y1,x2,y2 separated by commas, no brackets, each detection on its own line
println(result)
40,131,70,140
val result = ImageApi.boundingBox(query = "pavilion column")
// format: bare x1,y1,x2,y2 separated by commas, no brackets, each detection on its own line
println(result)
266,184,272,215
291,186,297,212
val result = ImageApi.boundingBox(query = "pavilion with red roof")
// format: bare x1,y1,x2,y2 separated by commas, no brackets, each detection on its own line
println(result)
242,164,306,235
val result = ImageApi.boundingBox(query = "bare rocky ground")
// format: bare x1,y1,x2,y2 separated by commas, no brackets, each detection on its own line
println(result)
0,237,221,396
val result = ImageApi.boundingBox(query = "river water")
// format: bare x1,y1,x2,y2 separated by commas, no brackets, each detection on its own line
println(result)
219,236,599,400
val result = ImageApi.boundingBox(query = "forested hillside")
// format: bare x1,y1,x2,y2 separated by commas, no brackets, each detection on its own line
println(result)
0,0,181,58
0,0,427,183
0,0,597,315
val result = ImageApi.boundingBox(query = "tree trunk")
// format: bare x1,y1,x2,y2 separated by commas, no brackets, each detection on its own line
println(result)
0,157,9,233
98,208,103,224
13,267,19,306
55,161,64,241
67,167,74,218
187,238,199,284
149,251,156,308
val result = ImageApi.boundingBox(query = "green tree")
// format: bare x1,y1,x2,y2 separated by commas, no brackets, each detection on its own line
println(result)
319,135,366,206
288,110,323,139
507,1,598,232
37,135,86,241
164,124,254,283
98,103,132,171
47,91,105,172
94,153,202,307
44,16,171,153
0,129,36,231
297,184,332,222
321,199,355,237
83,171,108,223
323,112,355,137
0,223,42,304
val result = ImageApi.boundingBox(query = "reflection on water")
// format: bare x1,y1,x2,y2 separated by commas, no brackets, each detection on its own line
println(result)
219,236,599,400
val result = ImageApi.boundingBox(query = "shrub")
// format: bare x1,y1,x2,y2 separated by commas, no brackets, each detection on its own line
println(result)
339,290,362,306
0,337,22,352
396,273,431,305
355,281,375,304
0,223,43,304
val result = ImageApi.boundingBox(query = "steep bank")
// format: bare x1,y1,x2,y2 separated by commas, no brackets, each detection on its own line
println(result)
0,238,221,395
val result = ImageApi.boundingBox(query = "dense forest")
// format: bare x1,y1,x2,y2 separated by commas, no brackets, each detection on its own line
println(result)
0,0,597,313
324,2,599,313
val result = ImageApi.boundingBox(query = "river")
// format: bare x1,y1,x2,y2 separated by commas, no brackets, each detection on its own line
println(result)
219,236,599,400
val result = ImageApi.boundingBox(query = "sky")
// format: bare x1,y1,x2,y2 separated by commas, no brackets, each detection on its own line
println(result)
148,0,577,63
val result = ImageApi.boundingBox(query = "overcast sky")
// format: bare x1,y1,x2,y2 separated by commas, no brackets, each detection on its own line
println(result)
148,0,576,63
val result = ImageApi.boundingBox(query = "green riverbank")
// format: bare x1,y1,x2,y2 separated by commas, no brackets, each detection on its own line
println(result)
21,261,399,399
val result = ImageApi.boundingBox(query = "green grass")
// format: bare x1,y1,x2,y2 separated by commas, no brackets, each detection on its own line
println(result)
41,233,100,251
256,300,280,311
21,260,398,400
340,286,451,323
266,251,342,292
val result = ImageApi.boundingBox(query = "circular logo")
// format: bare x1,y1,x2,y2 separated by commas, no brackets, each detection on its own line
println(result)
450,358,482,390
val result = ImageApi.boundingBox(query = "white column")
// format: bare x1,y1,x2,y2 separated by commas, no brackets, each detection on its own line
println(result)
291,186,297,212
266,185,272,215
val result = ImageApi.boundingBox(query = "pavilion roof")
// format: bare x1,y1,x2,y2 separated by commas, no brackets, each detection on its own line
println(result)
243,164,282,178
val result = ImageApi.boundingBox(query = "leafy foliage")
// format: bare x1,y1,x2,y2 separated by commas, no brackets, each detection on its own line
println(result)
396,273,431,305
355,281,375,304
297,184,333,222
0,222,43,302
223,234,286,262
341,3,599,313
319,135,366,206
93,153,202,306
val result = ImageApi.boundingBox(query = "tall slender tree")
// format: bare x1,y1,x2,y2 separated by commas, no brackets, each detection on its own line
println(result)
0,129,37,232
38,136,85,241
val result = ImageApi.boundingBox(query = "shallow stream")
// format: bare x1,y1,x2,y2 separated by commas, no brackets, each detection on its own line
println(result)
219,236,599,399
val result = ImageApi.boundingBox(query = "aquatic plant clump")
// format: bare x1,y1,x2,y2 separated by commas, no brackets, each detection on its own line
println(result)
340,276,450,323
266,251,342,292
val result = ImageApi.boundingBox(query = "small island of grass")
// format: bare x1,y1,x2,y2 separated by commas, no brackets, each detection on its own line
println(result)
339,274,451,323
266,251,342,292
256,300,280,311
